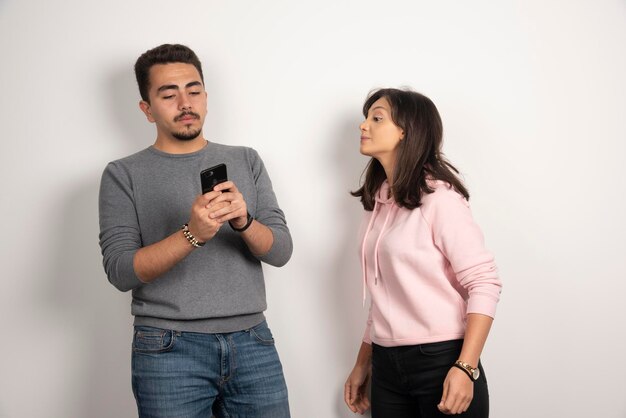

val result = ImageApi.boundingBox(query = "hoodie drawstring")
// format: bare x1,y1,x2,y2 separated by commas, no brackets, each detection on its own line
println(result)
361,198,394,305
361,200,378,305
373,207,393,285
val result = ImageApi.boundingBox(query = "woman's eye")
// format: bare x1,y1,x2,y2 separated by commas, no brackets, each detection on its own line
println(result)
163,95,174,99
373,116,382,122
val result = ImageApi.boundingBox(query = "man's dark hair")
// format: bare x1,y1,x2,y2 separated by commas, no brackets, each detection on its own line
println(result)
134,44,204,102
352,88,469,211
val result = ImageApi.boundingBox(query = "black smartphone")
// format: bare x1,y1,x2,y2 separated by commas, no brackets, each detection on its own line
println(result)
200,163,228,194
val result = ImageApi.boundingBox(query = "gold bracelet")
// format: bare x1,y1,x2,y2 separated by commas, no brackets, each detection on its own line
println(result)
453,360,480,381
181,224,205,248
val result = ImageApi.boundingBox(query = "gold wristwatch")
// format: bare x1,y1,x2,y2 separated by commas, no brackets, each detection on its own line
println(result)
453,360,480,381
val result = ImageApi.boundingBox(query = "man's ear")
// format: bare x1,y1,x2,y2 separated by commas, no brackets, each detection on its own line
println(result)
139,100,155,123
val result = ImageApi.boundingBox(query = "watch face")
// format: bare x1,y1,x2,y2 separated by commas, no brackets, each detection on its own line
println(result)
472,368,480,380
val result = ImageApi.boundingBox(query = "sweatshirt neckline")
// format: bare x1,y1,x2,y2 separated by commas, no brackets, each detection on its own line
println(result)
375,181,394,204
147,140,211,159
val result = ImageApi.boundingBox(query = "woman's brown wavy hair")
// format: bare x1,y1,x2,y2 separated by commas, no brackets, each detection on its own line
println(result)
351,88,469,211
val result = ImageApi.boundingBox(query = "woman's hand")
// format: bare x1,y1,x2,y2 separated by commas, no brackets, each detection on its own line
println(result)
437,367,474,415
344,364,371,414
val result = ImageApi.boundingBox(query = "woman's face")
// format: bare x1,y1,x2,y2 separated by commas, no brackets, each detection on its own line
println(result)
359,97,404,165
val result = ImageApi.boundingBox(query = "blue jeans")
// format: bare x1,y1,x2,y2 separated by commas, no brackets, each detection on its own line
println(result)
131,321,290,418
371,340,489,418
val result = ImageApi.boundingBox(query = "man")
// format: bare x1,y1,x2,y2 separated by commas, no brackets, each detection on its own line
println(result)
99,44,292,418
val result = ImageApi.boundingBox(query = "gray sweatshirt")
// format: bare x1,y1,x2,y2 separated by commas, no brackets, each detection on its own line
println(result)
98,142,292,333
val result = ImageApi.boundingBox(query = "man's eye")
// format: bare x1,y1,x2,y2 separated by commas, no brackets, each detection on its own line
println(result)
163,95,174,99
189,91,201,96
373,116,382,122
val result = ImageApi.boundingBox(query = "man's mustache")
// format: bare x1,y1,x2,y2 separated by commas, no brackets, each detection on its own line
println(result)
174,111,201,122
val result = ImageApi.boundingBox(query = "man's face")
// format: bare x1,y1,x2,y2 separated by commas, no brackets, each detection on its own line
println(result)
139,63,208,141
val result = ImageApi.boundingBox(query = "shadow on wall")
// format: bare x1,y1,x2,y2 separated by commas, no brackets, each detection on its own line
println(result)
39,65,153,417
105,65,154,153
325,116,373,417
44,178,136,417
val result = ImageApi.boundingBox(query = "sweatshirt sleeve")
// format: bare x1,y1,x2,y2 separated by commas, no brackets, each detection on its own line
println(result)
98,162,144,292
362,304,373,344
422,186,502,318
247,148,293,267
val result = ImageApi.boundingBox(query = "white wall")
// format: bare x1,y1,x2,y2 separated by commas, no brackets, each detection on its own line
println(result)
1,0,625,417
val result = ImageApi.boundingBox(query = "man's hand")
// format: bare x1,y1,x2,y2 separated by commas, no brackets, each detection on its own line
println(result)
437,366,474,415
344,365,371,414
187,190,228,242
207,181,248,228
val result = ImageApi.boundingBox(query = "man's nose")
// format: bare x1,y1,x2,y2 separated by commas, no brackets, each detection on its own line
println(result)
178,94,192,110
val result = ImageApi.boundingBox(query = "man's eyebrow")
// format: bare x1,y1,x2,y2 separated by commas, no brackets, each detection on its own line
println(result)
156,84,179,94
156,81,203,94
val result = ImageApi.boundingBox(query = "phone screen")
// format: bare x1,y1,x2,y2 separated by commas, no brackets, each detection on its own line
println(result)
200,163,228,194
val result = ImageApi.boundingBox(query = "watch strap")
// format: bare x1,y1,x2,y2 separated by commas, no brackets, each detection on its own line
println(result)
452,364,475,381
230,212,254,232
453,360,478,381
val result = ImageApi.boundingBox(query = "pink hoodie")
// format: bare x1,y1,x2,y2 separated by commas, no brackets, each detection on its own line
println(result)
360,180,502,347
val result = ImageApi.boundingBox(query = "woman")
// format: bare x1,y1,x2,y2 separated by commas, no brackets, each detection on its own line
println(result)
344,88,502,417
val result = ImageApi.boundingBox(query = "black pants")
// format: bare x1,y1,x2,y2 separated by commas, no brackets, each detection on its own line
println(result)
371,340,489,418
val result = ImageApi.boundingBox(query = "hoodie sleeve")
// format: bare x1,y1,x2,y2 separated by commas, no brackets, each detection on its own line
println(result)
362,304,373,344
422,186,502,318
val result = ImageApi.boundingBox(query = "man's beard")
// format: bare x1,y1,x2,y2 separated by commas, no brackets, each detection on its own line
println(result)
172,111,202,141
172,128,202,141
